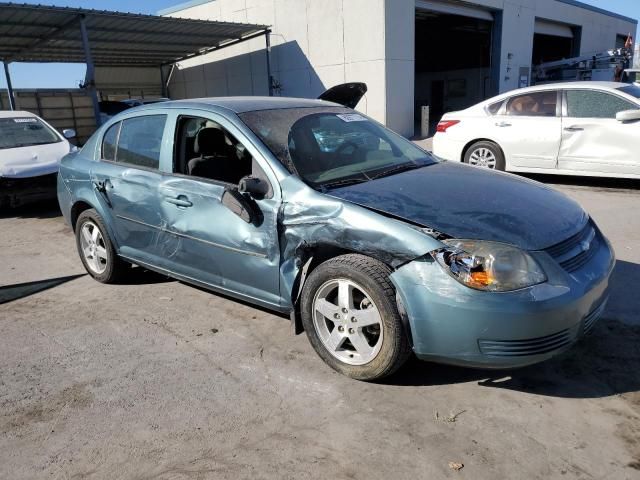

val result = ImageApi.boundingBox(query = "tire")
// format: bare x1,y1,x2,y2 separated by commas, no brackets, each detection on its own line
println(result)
464,140,505,171
300,254,411,381
75,209,128,283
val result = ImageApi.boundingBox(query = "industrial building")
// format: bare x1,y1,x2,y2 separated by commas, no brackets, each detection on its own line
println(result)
161,0,637,137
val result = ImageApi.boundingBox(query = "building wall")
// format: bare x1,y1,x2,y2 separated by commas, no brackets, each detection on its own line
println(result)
493,0,636,92
163,0,636,137
165,0,389,125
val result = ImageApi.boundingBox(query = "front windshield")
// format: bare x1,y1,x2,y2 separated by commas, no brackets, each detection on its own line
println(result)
239,107,436,189
0,117,61,150
619,84,640,99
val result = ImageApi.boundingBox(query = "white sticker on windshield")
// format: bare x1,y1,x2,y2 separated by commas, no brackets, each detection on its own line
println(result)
336,113,367,122
13,118,37,123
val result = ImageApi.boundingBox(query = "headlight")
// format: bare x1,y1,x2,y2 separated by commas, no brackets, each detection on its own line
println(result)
432,240,546,292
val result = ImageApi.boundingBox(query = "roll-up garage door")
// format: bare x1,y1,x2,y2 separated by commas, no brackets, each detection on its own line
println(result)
534,19,574,38
415,0,493,21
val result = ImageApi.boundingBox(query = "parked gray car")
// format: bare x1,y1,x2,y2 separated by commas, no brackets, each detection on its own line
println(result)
57,89,615,380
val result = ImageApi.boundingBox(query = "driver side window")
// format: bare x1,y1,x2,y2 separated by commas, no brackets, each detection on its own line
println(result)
173,115,253,185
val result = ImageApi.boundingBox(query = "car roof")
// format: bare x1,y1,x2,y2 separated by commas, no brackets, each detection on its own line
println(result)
473,81,633,108
131,96,339,114
0,110,38,119
515,81,626,92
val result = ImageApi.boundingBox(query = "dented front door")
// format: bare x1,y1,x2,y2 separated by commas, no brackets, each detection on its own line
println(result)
558,89,640,176
157,176,282,308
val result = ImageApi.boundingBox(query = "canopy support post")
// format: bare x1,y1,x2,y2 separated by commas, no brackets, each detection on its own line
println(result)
265,30,273,96
3,61,16,110
160,65,168,98
80,15,101,127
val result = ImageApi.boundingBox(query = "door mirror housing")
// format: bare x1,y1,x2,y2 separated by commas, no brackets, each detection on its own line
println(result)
238,175,269,199
616,109,640,122
221,188,263,226
62,128,77,139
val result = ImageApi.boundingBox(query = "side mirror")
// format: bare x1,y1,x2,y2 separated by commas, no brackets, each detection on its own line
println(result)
221,188,263,226
62,128,76,139
615,109,640,122
238,175,269,199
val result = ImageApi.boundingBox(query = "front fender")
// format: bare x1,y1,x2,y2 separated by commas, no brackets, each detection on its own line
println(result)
277,175,443,308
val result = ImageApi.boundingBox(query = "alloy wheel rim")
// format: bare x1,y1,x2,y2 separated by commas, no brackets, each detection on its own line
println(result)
312,278,384,366
469,147,497,169
80,221,108,274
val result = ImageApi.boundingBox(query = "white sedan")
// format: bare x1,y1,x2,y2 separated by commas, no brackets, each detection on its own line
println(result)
0,110,75,207
433,81,640,179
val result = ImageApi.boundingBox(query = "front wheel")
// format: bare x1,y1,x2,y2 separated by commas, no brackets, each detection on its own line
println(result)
300,254,411,381
464,141,505,171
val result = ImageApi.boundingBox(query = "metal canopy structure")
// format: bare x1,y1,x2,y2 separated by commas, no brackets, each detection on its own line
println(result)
0,2,272,124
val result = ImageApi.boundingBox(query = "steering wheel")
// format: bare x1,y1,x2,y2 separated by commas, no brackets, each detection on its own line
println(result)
336,141,359,155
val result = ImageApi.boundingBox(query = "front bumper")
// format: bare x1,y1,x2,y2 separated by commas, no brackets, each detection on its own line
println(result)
0,173,58,208
390,229,615,369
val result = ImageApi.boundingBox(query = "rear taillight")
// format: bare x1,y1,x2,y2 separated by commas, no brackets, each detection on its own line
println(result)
436,120,460,133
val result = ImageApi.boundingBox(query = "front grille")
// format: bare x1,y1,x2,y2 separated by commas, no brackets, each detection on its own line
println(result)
545,220,598,272
583,297,608,335
479,328,575,357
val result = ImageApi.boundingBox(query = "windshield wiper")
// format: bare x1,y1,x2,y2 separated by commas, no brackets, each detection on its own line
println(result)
319,176,370,191
369,162,423,180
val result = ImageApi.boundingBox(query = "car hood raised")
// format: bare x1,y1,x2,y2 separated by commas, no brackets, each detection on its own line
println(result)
328,162,587,251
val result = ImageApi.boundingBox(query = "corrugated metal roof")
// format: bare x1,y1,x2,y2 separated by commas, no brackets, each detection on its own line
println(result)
0,2,270,66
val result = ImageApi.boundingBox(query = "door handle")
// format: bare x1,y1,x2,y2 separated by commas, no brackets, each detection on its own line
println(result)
564,126,584,132
495,121,511,127
164,195,193,208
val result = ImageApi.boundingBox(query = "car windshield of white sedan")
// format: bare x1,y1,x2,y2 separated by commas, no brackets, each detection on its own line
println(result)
0,117,60,150
240,107,435,189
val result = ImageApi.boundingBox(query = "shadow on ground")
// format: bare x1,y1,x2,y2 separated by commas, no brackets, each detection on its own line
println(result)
0,274,85,304
117,255,640,400
0,200,61,219
520,173,640,191
117,266,174,286
386,259,640,399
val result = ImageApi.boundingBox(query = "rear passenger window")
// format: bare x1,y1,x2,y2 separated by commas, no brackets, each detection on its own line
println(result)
102,122,120,161
506,91,557,117
566,90,636,119
116,115,167,169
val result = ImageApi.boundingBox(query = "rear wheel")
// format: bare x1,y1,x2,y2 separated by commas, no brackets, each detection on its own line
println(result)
75,209,128,283
464,141,505,171
301,254,411,381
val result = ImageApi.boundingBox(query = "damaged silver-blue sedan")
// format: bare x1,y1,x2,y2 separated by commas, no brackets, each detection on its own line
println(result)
57,85,615,381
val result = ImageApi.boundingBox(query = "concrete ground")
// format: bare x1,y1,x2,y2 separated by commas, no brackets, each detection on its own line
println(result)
1,175,639,480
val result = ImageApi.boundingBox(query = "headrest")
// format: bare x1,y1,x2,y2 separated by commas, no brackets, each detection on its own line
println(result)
194,127,227,155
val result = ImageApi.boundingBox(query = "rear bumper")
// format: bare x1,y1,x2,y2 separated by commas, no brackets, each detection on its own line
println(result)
390,230,615,369
0,173,58,208
432,134,465,162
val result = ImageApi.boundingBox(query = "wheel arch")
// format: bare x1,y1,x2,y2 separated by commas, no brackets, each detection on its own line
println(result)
461,138,504,163
70,200,95,231
69,199,120,252
288,244,413,343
